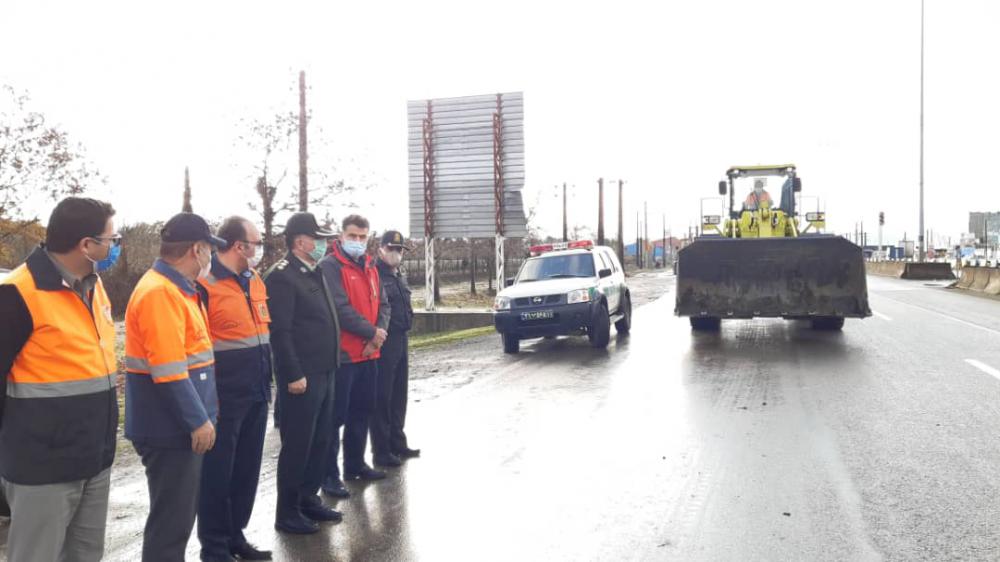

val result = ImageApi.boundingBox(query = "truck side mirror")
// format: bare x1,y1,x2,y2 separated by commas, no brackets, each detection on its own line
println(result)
505,277,515,287
598,268,612,278
793,177,802,192
718,181,727,195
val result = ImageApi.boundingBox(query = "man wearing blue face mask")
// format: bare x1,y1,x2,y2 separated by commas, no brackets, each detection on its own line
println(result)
264,212,343,535
0,197,120,562
319,214,390,496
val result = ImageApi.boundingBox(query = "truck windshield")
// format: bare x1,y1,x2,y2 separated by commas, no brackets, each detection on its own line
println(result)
517,254,595,282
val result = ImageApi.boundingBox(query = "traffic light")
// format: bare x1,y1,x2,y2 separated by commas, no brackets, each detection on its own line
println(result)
879,212,885,226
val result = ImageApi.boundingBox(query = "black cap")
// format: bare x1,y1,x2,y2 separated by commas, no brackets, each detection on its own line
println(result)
161,213,227,247
380,230,406,249
284,212,335,239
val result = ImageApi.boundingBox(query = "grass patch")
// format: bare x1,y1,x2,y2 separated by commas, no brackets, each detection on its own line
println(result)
409,326,496,350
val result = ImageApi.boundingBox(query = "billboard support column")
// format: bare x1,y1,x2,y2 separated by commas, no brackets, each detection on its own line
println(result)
493,95,506,291
423,101,436,311
424,238,435,311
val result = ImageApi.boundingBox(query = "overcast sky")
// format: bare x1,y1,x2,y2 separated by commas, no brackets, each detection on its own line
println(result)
3,0,998,248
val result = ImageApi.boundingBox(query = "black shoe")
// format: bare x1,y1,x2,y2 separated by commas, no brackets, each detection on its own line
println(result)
344,465,387,481
300,502,343,523
373,453,403,467
231,542,272,560
395,447,421,459
201,555,235,562
321,478,350,498
274,513,319,535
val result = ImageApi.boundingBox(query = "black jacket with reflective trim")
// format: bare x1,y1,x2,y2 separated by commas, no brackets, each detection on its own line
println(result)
0,247,118,485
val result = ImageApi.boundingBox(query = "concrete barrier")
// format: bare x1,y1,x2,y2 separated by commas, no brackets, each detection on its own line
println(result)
866,262,906,278
900,262,956,280
972,267,992,291
411,309,494,335
984,269,1000,295
957,267,976,289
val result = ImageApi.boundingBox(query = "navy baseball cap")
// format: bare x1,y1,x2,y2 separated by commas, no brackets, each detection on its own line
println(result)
380,230,406,249
161,213,227,247
284,212,335,239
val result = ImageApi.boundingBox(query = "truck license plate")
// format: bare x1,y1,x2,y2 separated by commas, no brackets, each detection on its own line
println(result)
521,310,554,321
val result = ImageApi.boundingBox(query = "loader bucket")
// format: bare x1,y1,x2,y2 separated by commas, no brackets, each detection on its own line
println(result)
675,235,871,319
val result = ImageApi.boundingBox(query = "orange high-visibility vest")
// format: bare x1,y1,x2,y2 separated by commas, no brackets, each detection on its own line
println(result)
124,260,218,443
200,268,271,352
0,249,118,485
6,268,116,395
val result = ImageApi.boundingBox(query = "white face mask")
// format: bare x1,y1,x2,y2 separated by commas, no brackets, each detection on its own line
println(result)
380,248,402,267
245,243,262,269
196,244,212,279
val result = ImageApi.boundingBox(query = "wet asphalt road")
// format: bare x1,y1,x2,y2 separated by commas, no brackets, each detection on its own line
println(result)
8,271,1000,561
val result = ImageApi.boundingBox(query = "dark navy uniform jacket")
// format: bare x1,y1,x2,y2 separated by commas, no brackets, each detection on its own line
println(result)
264,252,341,384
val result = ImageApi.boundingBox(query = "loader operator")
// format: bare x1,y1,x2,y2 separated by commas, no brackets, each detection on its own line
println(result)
744,179,773,211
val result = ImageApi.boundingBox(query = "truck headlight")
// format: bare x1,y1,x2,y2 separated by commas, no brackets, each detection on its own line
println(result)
567,289,591,304
493,296,511,311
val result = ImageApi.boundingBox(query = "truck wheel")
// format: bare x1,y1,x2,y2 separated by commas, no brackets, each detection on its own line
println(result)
502,333,520,354
589,303,611,348
690,317,721,331
615,294,632,334
811,316,845,331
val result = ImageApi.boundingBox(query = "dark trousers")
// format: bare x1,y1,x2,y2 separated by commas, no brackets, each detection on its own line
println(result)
327,360,377,479
372,333,411,456
134,444,203,562
198,399,268,557
276,370,335,519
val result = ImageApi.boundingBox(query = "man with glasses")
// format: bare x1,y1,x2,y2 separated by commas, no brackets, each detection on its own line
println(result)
0,197,120,562
196,217,273,561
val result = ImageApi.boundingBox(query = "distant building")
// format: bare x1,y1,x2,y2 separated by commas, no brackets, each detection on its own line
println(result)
969,212,1000,246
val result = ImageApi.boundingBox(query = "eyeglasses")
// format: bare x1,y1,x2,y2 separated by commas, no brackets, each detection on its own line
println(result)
91,234,122,247
240,240,264,248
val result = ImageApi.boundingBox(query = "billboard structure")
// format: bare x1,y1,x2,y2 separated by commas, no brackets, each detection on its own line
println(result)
408,92,527,309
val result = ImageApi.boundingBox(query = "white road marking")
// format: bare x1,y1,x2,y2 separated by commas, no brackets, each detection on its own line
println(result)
875,295,1000,337
965,359,1000,381
872,311,893,322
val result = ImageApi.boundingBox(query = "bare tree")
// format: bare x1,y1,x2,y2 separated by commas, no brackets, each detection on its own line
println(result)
0,85,103,252
236,106,367,269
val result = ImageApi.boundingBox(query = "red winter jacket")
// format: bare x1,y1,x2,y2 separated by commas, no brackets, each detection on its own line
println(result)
319,242,390,364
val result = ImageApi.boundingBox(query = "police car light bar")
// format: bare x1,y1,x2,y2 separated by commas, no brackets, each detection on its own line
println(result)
529,240,594,256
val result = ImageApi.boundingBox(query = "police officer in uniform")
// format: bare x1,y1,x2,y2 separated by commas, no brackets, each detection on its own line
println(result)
370,231,420,465
265,212,342,535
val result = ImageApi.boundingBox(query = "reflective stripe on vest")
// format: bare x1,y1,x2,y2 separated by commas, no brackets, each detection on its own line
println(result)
3,264,117,399
124,268,214,384
125,349,215,379
199,269,271,353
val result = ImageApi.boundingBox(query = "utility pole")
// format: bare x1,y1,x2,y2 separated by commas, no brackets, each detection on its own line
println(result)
597,178,605,245
617,180,625,265
662,213,667,269
298,70,309,211
918,0,925,261
562,183,568,242
182,167,192,213
878,211,885,261
643,201,649,269
636,211,641,268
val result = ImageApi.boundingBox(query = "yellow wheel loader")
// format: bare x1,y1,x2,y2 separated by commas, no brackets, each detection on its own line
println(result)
675,165,870,331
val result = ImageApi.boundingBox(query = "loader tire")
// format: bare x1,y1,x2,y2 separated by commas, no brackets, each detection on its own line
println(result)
811,316,845,331
690,317,721,331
